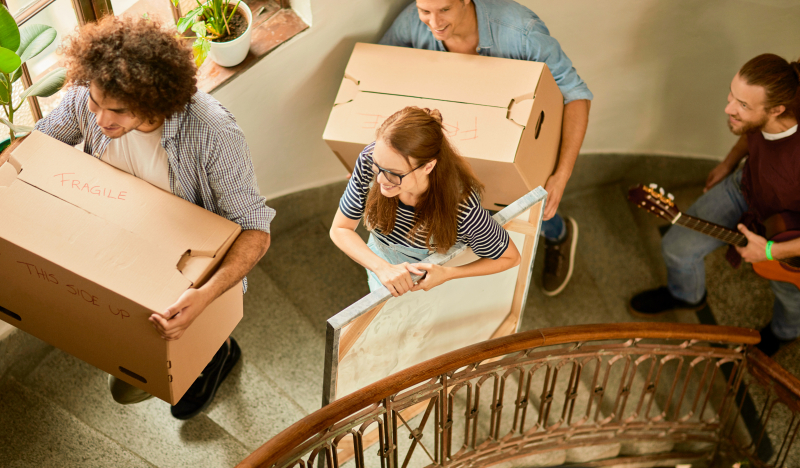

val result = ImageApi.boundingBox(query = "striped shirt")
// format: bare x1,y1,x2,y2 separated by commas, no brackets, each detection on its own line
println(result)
34,86,276,291
340,143,510,259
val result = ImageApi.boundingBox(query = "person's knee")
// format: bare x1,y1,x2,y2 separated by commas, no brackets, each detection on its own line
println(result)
661,228,702,263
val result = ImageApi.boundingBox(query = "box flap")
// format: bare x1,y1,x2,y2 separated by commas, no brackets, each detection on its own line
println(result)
346,43,544,108
326,89,524,163
9,132,240,285
0,181,191,313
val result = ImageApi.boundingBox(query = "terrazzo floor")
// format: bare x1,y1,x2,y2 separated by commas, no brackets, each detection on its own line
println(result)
0,153,797,467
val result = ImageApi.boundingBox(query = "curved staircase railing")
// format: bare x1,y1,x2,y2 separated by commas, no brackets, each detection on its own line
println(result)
237,323,800,468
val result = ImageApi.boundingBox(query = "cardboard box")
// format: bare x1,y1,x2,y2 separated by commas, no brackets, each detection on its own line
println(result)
323,43,564,210
0,132,243,404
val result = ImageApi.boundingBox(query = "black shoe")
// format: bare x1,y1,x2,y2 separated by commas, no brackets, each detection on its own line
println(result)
629,287,707,318
755,322,794,357
171,337,241,420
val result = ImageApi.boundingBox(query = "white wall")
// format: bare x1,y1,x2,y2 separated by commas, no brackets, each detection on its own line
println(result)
212,0,800,200
212,0,410,200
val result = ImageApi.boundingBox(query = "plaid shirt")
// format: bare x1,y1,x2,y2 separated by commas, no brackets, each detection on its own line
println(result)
35,86,276,291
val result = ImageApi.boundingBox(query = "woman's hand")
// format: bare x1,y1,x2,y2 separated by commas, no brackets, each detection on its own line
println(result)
409,263,451,292
375,262,417,297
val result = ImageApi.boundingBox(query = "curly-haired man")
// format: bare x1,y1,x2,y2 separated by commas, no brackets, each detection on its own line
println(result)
5,16,274,419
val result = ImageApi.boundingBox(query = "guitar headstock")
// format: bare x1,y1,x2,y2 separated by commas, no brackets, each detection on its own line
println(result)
628,184,682,222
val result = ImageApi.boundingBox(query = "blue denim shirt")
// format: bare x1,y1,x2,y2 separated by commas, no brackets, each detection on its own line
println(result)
380,0,593,104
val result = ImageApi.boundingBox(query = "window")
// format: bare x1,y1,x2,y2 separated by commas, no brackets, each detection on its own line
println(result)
2,0,307,128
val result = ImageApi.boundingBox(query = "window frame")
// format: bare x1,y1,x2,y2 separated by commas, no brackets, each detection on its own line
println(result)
1,0,112,122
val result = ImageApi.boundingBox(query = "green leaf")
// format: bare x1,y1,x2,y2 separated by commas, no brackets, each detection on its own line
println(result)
0,116,33,135
16,24,57,64
191,21,207,38
192,37,209,67
0,6,20,53
0,73,9,104
10,66,22,83
176,6,203,33
19,67,65,101
0,47,21,74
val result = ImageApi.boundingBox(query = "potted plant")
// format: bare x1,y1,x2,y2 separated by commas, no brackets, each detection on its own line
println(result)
0,5,66,151
174,0,253,68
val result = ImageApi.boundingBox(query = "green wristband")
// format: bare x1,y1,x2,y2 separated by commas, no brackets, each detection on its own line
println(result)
766,241,775,261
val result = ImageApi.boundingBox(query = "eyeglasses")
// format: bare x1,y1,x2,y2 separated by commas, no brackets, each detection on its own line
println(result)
372,161,426,186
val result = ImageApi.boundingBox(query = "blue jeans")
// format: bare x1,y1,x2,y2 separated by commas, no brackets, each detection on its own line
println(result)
663,168,800,339
542,213,566,243
365,234,431,292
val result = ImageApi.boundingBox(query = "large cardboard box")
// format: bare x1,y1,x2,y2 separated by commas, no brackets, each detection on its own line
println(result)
323,43,564,210
0,132,243,404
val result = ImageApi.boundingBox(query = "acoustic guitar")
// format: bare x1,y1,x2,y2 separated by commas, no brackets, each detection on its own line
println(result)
628,184,800,288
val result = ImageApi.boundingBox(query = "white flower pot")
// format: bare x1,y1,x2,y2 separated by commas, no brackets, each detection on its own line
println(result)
208,1,252,68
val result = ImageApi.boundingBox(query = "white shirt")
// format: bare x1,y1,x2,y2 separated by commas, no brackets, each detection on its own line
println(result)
762,124,798,141
101,125,170,192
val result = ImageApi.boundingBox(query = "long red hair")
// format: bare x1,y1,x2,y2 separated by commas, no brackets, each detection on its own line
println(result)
364,107,484,253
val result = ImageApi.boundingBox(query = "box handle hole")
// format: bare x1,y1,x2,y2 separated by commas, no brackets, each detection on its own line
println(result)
0,305,21,321
119,366,147,384
534,111,545,139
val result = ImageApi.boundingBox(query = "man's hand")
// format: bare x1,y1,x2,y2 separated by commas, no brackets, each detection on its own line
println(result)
409,263,451,292
543,172,568,220
735,224,769,263
149,288,214,341
705,161,735,193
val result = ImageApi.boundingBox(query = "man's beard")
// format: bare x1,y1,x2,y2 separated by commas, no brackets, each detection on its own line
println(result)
727,114,768,135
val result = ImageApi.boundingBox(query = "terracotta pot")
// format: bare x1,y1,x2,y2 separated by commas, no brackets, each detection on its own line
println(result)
208,1,252,68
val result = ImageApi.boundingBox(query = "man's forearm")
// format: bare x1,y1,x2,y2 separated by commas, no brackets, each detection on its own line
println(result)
200,230,271,300
553,99,591,179
772,237,800,260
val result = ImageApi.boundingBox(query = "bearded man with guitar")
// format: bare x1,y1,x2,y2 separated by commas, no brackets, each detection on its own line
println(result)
630,54,800,357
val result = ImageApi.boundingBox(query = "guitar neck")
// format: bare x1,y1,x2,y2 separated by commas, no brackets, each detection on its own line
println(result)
674,214,747,247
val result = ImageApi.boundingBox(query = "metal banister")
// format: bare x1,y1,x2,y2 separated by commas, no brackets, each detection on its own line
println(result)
239,323,760,468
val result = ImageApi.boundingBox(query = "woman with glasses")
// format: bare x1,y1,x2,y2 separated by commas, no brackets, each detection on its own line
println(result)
330,106,521,297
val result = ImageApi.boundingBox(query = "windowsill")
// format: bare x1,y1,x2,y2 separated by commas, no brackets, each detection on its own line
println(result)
196,1,308,93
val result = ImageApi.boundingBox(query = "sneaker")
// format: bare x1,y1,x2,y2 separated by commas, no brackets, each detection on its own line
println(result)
629,287,707,318
755,322,794,357
542,217,578,296
170,337,241,420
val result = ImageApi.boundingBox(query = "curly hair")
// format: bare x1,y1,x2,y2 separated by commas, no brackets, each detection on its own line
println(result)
61,15,197,121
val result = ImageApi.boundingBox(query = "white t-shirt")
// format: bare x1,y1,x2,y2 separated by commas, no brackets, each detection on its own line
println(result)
101,125,170,192
762,124,798,141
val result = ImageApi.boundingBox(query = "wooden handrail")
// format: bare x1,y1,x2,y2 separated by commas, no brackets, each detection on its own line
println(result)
747,346,800,401
237,323,759,468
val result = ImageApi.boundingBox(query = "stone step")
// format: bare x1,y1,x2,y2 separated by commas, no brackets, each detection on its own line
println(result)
0,376,154,467
21,348,251,467
0,326,54,384
205,266,325,449
256,215,371,336
4,265,326,467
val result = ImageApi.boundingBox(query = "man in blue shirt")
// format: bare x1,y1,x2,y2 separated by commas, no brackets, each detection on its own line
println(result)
381,0,593,296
